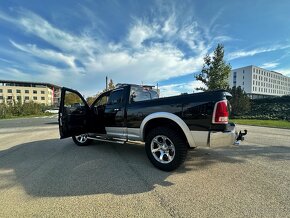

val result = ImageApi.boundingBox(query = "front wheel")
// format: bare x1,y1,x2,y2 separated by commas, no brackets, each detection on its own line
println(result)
72,134,92,146
145,127,188,171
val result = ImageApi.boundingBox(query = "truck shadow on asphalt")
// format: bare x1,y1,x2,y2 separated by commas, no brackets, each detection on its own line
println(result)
0,139,289,197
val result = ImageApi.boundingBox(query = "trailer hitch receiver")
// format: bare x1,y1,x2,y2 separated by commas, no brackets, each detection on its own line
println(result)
235,130,247,145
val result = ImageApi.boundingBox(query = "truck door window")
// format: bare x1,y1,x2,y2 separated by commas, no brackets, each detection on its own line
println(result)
92,93,109,115
107,89,123,105
64,91,85,113
94,95,109,107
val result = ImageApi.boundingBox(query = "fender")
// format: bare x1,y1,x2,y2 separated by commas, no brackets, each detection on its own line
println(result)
140,112,196,147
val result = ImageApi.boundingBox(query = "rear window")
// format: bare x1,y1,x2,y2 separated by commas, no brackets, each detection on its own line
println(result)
130,86,159,103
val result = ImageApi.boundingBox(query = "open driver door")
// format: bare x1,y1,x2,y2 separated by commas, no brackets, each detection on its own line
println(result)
58,87,90,139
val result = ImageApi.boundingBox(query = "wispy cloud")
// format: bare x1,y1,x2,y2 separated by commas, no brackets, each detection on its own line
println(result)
0,9,100,56
0,57,14,64
260,62,279,69
273,68,290,77
228,44,290,60
10,40,79,70
0,67,30,80
0,5,231,95
1,9,207,83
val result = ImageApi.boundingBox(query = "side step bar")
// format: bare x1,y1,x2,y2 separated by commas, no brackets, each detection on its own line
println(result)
87,136,126,144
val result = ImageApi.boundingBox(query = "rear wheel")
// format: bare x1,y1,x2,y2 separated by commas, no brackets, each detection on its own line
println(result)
72,134,92,146
145,127,188,171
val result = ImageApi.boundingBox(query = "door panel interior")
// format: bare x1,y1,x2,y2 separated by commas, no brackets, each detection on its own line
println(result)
59,88,90,139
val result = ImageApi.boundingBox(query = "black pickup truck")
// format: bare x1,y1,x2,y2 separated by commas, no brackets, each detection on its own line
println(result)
58,84,245,171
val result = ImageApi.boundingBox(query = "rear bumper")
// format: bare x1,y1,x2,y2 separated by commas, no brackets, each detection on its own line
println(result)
190,123,246,148
209,123,237,148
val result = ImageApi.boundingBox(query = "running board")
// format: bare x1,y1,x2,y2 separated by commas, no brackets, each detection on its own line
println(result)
87,136,126,144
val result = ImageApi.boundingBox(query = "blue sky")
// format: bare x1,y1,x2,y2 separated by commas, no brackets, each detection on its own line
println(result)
0,0,290,97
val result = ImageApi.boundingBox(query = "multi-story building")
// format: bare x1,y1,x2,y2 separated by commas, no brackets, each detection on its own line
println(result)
229,65,290,99
0,80,61,106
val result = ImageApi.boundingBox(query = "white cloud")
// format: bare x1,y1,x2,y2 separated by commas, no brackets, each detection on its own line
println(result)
228,45,290,60
212,35,232,42
1,9,100,56
0,57,14,64
162,14,178,36
273,68,290,77
178,21,208,53
10,40,78,70
0,67,31,80
159,81,205,97
260,62,279,69
0,7,224,95
127,21,157,48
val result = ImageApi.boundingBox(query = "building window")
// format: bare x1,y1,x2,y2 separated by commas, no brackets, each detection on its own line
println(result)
25,90,29,94
33,96,37,100
7,96,12,100
0,89,2,93
41,91,45,94
7,89,12,93
33,90,37,94
41,97,45,100
0,96,3,100
17,96,21,100
16,89,21,94
233,72,237,86
25,96,29,100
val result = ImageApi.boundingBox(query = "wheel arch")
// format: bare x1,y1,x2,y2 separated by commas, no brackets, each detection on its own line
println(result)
140,112,196,147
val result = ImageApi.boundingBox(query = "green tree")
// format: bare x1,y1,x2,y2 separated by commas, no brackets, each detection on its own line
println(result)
195,44,231,91
12,96,23,116
86,91,102,106
103,78,115,92
64,92,82,106
86,96,97,106
108,79,115,90
228,86,251,117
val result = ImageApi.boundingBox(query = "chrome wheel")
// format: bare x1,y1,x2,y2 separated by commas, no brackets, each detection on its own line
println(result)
75,134,88,143
151,135,175,164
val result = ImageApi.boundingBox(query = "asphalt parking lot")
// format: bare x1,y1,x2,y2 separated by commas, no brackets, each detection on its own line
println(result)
0,117,289,217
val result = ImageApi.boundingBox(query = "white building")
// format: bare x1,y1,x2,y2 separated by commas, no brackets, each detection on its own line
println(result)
229,65,290,99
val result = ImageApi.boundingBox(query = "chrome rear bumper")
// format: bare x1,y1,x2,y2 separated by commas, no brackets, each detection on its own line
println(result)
209,123,246,148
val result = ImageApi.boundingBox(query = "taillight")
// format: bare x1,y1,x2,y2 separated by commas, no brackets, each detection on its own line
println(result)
212,100,229,124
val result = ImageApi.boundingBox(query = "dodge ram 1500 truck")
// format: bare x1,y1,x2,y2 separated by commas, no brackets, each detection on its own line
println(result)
58,84,246,171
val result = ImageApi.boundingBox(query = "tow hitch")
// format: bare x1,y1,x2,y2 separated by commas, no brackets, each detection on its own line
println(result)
235,130,247,145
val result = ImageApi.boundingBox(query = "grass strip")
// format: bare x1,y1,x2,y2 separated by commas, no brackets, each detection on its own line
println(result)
231,119,290,129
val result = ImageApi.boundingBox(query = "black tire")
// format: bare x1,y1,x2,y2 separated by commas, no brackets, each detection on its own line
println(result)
72,134,92,146
145,127,188,171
